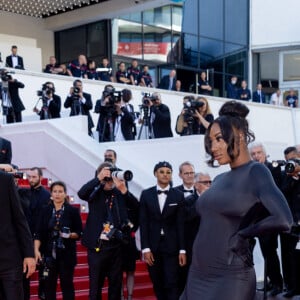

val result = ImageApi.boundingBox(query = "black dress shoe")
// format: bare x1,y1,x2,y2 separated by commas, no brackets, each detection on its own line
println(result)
269,286,282,297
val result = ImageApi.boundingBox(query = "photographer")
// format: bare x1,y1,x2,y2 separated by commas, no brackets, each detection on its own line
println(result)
64,79,94,136
34,81,61,120
175,96,214,136
0,69,25,123
34,181,82,300
280,146,300,297
78,162,138,300
113,89,136,141
142,92,172,139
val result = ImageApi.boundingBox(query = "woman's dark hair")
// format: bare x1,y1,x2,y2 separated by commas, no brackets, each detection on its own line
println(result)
50,181,67,193
205,101,255,161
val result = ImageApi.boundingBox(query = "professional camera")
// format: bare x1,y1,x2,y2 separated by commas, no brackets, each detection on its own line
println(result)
107,220,134,244
51,226,70,249
141,92,153,106
103,88,122,107
37,83,54,98
1,72,12,82
182,98,205,124
0,169,26,179
272,158,300,174
103,167,133,182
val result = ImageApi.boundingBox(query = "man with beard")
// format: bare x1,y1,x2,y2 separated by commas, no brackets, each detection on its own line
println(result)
18,167,50,300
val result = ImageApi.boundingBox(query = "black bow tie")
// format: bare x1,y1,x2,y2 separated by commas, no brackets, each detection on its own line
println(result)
183,189,193,193
157,190,169,195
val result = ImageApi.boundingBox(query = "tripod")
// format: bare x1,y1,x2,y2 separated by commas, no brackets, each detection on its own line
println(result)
137,106,151,140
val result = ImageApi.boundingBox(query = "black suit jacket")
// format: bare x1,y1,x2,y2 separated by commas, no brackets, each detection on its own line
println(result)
252,91,266,103
0,171,34,272
119,104,136,140
0,137,12,164
78,178,133,249
39,94,61,119
158,75,176,90
6,55,24,70
35,202,82,267
139,186,185,254
64,92,94,132
0,80,26,112
150,104,173,138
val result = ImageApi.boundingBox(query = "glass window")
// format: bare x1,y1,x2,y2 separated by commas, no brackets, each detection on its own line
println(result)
182,33,199,67
283,52,300,82
199,0,223,40
172,5,183,32
225,0,248,45
87,21,108,59
182,0,198,34
200,37,224,62
224,42,246,55
144,6,172,30
121,12,142,23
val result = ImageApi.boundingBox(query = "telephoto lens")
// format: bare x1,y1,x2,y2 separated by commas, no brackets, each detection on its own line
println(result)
111,170,133,181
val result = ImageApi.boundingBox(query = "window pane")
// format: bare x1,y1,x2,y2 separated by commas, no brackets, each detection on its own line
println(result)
283,52,300,81
200,37,224,62
87,21,108,59
144,6,172,30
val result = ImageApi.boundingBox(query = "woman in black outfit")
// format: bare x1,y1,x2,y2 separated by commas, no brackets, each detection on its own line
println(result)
180,101,293,300
34,181,82,300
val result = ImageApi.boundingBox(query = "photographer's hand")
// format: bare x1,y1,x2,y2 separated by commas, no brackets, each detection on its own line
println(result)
112,176,127,194
23,257,36,278
97,167,111,182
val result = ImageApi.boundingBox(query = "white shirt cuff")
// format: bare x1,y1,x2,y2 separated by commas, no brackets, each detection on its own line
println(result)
142,248,151,253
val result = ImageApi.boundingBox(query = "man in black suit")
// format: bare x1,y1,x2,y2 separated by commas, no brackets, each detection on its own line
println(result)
64,79,94,136
0,136,12,164
0,170,36,299
252,83,266,104
0,70,25,123
140,161,186,300
249,142,283,296
113,89,136,141
34,81,61,120
147,92,173,139
175,161,196,198
158,69,176,91
78,162,138,300
5,45,25,70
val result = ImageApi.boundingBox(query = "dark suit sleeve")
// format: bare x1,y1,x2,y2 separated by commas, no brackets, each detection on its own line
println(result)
152,104,171,122
82,93,93,110
70,206,83,238
49,94,61,118
77,178,103,203
139,190,150,250
176,193,186,251
64,96,73,108
8,174,34,258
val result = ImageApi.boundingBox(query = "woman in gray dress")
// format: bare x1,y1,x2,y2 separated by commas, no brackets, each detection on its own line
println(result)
181,101,293,300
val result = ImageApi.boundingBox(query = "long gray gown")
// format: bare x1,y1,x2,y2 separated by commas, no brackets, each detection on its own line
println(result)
181,161,292,300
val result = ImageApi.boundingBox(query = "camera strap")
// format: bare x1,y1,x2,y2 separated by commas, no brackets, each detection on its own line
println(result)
51,205,65,259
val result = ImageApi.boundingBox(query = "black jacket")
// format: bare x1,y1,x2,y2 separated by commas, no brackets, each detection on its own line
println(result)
0,172,34,272
150,104,173,138
0,80,26,112
35,201,82,267
0,137,12,164
158,75,176,90
78,178,135,249
64,92,94,132
39,94,61,119
6,55,24,70
139,186,185,254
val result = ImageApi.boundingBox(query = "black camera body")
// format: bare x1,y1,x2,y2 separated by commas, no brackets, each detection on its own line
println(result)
37,83,54,98
1,73,12,82
106,220,134,244
183,98,204,123
272,158,300,174
103,89,122,106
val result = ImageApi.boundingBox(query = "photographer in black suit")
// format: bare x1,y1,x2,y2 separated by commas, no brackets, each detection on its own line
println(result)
78,162,138,300
113,89,136,141
145,92,173,138
0,170,36,300
64,79,94,136
34,82,61,120
140,161,186,300
0,69,25,123
0,136,12,164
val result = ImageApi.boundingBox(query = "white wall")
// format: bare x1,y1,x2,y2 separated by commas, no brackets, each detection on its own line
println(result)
251,0,300,50
0,11,54,70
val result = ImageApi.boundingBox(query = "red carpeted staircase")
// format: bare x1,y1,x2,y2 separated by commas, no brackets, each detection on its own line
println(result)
26,198,155,300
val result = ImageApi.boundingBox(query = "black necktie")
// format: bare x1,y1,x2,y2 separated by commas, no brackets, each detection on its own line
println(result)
183,189,193,194
157,190,168,195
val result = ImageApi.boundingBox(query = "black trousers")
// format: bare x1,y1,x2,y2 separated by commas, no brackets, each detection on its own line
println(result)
6,111,22,124
44,259,75,300
88,244,123,300
147,238,180,300
259,234,283,287
0,266,24,300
